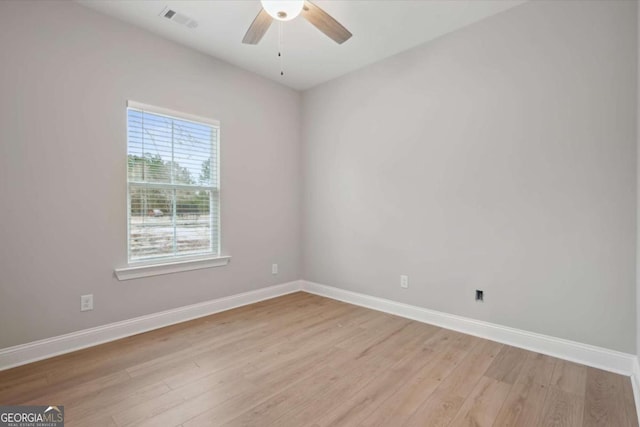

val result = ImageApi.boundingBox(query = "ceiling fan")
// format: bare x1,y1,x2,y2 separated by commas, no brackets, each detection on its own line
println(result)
242,0,352,45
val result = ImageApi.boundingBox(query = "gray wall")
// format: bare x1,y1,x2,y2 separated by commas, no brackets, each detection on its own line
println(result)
637,0,640,360
302,0,637,353
1,0,637,355
0,1,302,348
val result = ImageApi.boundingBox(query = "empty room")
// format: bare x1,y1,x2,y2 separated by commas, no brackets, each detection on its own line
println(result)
0,0,639,426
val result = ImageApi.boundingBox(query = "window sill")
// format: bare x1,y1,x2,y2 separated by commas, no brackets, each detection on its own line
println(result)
115,256,231,281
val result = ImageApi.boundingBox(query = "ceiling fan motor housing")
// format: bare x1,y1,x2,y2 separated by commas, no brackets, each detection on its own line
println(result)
261,0,304,22
243,1,353,46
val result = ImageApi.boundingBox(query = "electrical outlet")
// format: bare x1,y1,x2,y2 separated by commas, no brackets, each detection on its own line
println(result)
475,290,484,302
400,275,409,289
272,264,278,275
81,294,93,311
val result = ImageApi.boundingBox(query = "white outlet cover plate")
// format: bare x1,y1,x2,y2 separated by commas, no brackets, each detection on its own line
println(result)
81,294,94,311
400,275,409,288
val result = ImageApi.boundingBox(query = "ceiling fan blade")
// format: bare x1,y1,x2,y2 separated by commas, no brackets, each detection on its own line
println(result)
301,1,352,44
242,8,273,44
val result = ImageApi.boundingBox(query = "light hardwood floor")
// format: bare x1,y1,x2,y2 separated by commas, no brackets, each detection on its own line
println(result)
0,292,636,427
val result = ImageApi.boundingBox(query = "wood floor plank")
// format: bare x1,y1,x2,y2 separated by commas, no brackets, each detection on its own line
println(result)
493,377,547,427
250,352,390,427
484,345,528,385
356,331,475,427
134,378,256,427
300,332,446,427
0,292,636,427
111,386,186,427
491,352,555,427
66,382,172,425
278,334,444,426
583,367,633,427
158,303,359,389
538,386,584,427
21,370,131,408
517,352,558,386
183,349,357,427
551,359,587,396
622,374,640,427
402,339,503,427
0,375,50,405
448,376,512,427
123,295,338,381
141,346,350,427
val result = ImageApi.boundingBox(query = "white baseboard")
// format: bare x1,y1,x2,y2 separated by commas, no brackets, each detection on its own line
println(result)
301,280,637,376
2,277,637,389
0,280,303,371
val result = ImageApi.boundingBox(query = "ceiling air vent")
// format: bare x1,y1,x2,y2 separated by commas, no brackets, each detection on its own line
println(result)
160,7,198,29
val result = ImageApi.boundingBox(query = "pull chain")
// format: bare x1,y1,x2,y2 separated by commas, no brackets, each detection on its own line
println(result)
278,22,284,76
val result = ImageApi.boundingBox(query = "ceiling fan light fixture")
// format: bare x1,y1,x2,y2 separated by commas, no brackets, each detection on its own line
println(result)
261,0,304,21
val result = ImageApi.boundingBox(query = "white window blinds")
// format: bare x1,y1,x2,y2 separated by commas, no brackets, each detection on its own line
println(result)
126,101,220,263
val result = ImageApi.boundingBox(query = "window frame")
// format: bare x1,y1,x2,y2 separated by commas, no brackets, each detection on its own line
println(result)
116,101,228,280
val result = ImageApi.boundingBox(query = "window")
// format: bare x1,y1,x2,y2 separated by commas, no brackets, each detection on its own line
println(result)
126,101,220,264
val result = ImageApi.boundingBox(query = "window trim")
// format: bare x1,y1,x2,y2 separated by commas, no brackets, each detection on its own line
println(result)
117,100,227,279
127,100,220,127
115,255,231,281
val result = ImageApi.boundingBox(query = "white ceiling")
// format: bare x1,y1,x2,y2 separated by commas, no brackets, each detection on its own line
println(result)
77,0,527,91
